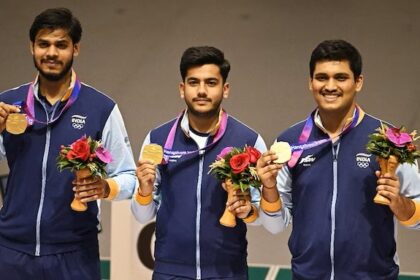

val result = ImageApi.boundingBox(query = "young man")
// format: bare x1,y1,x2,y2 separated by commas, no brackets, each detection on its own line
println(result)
0,8,136,279
257,40,420,279
132,46,266,279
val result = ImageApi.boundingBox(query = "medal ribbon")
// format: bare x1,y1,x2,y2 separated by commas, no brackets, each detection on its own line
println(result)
163,109,228,163
24,77,81,126
287,106,360,168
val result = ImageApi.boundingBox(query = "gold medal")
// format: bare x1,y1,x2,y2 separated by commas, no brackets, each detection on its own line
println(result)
270,141,292,163
141,144,163,164
6,113,28,135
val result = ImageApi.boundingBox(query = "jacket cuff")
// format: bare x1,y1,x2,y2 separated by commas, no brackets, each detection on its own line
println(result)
260,196,282,213
399,200,420,226
104,178,120,201
134,188,153,205
242,205,259,223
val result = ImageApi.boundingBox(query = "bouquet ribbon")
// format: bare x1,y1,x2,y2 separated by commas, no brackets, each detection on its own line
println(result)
287,106,360,168
163,109,228,163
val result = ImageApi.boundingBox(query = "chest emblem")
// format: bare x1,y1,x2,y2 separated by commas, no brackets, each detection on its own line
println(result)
71,115,87,129
298,154,316,166
356,153,371,168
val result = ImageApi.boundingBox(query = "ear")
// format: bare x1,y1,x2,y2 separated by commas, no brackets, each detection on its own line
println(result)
73,43,80,57
222,83,230,99
355,75,364,92
308,78,313,91
29,42,34,55
179,82,185,99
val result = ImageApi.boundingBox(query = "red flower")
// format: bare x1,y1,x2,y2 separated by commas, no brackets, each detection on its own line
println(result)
245,146,261,164
407,143,417,152
230,153,250,174
70,137,91,161
66,150,77,160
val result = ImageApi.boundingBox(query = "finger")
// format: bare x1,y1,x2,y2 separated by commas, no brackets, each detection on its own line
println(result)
377,177,398,188
377,189,398,201
137,159,157,167
228,199,247,210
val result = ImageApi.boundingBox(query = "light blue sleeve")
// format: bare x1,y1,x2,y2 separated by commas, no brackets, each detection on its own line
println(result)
102,105,137,200
398,161,420,229
246,134,267,226
131,132,161,224
0,135,5,161
259,140,293,234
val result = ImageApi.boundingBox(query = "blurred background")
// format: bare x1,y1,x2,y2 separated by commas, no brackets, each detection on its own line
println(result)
0,1,419,279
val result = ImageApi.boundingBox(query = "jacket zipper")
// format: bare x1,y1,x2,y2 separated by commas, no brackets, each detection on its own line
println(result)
35,102,57,256
330,142,340,280
195,150,205,280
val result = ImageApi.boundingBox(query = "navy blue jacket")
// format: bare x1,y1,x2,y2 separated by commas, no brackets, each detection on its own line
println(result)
0,80,136,256
132,112,266,279
261,111,420,280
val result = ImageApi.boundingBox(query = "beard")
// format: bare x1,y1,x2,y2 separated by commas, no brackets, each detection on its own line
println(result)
33,56,73,82
185,97,223,119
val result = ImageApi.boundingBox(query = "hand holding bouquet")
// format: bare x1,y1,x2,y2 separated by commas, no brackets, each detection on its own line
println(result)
57,135,112,211
209,146,261,227
366,123,420,205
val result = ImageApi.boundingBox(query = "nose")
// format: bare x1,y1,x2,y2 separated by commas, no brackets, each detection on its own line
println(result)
197,82,207,97
45,46,58,58
324,78,337,92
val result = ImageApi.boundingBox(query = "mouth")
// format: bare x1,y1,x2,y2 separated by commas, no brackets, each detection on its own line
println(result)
320,92,342,101
193,98,211,103
41,59,61,67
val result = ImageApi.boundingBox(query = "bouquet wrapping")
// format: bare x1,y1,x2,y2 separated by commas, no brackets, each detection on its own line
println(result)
209,146,261,227
57,135,112,211
366,123,420,205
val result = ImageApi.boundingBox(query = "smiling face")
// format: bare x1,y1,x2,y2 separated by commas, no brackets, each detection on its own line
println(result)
179,64,229,119
309,60,363,117
31,28,79,82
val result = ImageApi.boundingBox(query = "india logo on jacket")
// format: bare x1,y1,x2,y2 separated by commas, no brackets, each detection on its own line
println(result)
71,115,87,129
356,153,371,168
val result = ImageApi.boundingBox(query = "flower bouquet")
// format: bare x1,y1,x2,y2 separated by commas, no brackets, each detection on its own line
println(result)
366,123,420,205
209,146,261,227
57,135,112,211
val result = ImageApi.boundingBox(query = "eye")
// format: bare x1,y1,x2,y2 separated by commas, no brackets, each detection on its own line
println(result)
56,43,68,49
335,75,348,82
207,80,218,87
187,80,199,86
314,76,327,82
37,42,49,48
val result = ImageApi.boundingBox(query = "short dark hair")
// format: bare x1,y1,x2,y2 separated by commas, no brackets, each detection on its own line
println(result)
29,8,82,44
180,46,231,83
309,39,362,79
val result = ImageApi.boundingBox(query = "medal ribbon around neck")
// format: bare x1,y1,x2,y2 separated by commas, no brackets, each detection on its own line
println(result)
24,77,81,126
162,109,228,164
287,106,360,168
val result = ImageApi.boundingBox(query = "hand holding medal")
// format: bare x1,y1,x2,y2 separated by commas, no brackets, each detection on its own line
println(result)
0,103,25,134
270,142,292,163
141,144,163,165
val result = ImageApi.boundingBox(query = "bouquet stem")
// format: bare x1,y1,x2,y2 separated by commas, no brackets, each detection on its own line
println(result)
71,168,92,211
219,180,237,227
374,155,399,205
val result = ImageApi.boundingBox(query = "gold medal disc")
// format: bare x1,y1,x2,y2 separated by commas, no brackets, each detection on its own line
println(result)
270,141,292,163
141,144,164,164
6,113,28,135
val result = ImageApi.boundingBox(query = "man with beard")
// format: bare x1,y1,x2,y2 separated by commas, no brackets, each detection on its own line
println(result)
0,8,136,279
131,46,266,279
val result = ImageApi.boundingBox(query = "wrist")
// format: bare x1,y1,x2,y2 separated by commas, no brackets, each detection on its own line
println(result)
138,186,152,197
103,180,110,198
242,205,258,223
